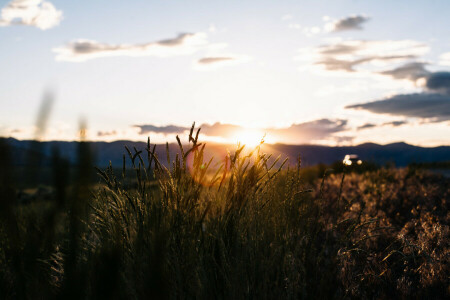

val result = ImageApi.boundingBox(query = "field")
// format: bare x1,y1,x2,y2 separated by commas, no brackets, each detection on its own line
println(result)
0,127,448,299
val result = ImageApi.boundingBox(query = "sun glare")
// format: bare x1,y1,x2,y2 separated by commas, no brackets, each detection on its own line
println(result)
231,128,265,147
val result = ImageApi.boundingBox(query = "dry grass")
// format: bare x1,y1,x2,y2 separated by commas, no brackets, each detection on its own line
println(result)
0,124,448,299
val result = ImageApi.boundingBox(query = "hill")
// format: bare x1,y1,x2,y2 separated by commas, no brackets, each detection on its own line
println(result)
2,137,450,168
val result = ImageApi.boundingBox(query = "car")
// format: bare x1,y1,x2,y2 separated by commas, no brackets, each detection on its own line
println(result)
343,154,362,166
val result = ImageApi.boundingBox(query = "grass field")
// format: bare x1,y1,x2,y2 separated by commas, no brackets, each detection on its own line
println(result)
0,125,448,299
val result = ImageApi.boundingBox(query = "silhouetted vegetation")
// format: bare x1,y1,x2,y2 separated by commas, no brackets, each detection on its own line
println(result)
0,124,448,299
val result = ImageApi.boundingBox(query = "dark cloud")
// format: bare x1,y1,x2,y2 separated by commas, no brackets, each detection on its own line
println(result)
198,57,235,64
54,33,210,62
346,93,450,121
379,65,450,94
382,120,408,127
357,123,376,130
350,66,450,122
329,15,370,32
380,62,430,81
357,121,408,131
425,72,450,94
134,124,188,135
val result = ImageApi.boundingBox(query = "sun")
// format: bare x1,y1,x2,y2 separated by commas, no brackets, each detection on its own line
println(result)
231,128,266,147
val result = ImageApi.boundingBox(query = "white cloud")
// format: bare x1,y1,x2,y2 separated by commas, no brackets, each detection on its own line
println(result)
0,0,62,30
439,52,450,66
53,33,219,62
288,23,322,37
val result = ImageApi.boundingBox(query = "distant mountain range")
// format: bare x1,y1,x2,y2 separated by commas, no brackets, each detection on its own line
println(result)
2,138,450,168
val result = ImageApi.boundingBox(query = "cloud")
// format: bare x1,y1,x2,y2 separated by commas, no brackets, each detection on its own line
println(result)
382,120,408,127
439,52,450,66
333,136,355,144
380,62,430,81
287,23,322,36
380,64,450,93
346,93,450,121
198,122,242,137
348,65,450,122
134,119,349,144
0,0,62,30
134,124,189,135
357,123,376,130
268,119,348,142
97,130,117,137
198,57,234,64
296,40,429,73
357,120,408,130
425,72,450,94
133,122,244,138
289,14,369,36
198,119,349,143
325,15,370,32
195,55,251,70
54,33,213,62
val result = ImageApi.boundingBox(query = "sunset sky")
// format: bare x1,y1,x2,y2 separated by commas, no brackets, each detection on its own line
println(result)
1,0,449,146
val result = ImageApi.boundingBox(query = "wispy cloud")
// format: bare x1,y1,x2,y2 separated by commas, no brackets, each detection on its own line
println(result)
198,57,234,64
325,15,370,32
357,120,408,130
357,123,376,130
296,40,429,74
0,0,62,30
53,33,217,62
194,54,251,70
383,120,408,127
380,62,430,81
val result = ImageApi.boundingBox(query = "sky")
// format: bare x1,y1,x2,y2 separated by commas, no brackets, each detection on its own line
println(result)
0,0,449,146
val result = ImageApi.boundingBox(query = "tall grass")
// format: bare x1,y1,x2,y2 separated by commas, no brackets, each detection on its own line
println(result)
0,123,448,299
